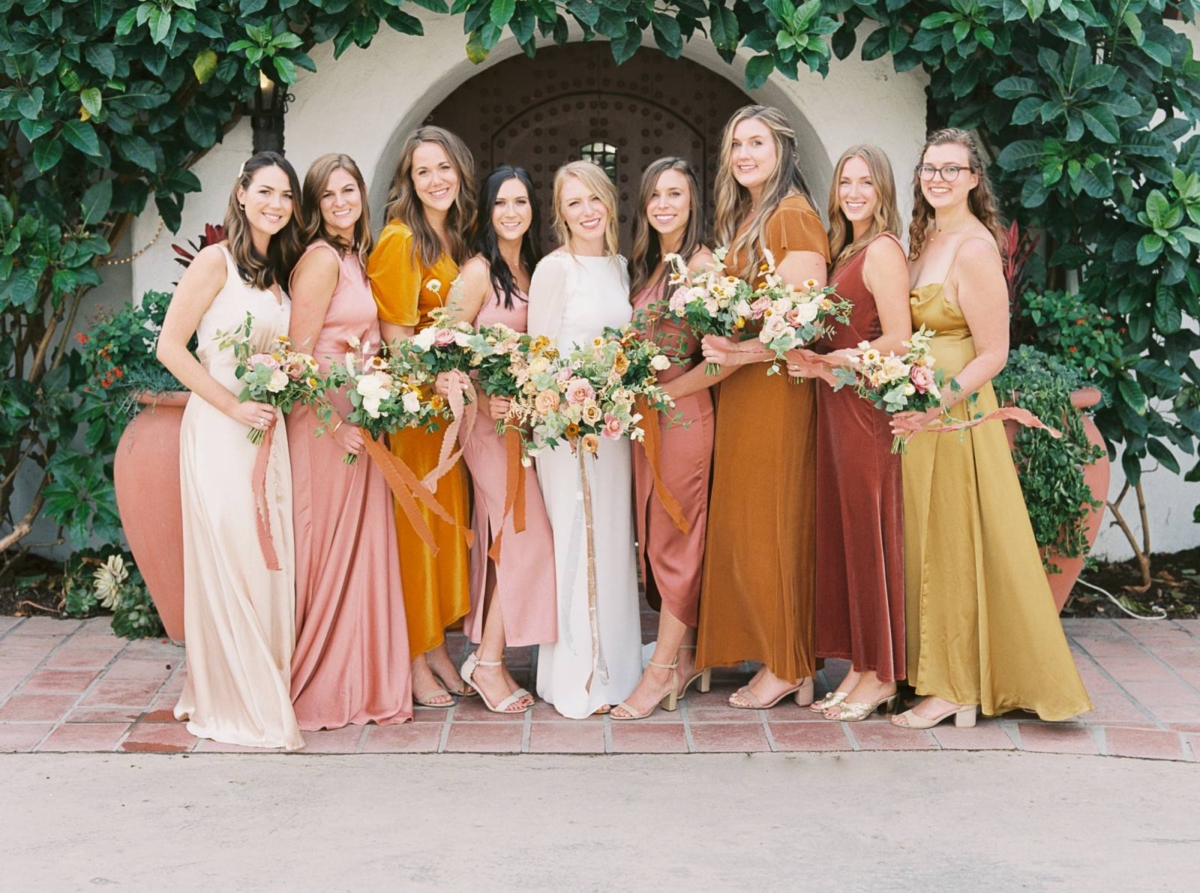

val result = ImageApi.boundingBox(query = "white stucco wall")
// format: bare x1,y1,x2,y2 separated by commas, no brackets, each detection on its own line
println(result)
113,13,1200,561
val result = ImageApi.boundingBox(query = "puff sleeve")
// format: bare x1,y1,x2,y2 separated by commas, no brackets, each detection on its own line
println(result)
367,223,422,327
526,253,572,345
766,196,831,263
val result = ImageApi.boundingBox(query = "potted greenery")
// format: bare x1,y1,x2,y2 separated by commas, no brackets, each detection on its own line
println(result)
993,343,1108,612
78,290,190,641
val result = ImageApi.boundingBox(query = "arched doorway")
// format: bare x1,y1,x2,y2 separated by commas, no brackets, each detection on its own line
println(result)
426,44,754,251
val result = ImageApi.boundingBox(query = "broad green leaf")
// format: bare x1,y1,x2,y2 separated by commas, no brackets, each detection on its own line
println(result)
33,138,64,173
1080,106,1119,143
62,120,102,156
745,54,775,90
994,76,1040,99
490,0,515,27
193,49,218,84
273,56,297,84
1147,439,1181,474
81,179,113,226
81,87,103,118
1119,377,1148,414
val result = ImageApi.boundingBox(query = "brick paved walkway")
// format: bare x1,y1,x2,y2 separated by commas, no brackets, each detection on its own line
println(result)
1,614,1198,760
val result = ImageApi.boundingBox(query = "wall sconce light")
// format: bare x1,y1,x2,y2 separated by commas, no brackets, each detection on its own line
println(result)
251,68,291,155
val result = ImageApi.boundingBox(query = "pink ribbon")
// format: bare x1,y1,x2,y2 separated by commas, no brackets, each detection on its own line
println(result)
251,418,283,572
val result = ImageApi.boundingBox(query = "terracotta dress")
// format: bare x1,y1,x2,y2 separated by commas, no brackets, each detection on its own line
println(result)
813,234,905,681
696,195,830,683
630,277,713,627
174,245,303,751
367,222,471,658
462,281,557,647
903,279,1092,720
286,241,413,730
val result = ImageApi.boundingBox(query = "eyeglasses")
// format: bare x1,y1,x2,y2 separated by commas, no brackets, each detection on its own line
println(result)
916,164,965,182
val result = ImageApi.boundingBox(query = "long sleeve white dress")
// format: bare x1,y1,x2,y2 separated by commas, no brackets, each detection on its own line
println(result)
526,250,642,718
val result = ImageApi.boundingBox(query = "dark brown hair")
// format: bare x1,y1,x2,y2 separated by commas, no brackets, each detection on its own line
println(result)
385,126,477,267
629,157,707,297
223,151,304,290
300,153,373,265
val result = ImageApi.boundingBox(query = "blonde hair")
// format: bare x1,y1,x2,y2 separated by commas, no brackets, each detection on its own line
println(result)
908,128,1006,261
713,105,811,279
385,126,477,267
826,145,902,269
551,161,620,257
629,157,707,298
223,151,304,290
301,153,373,265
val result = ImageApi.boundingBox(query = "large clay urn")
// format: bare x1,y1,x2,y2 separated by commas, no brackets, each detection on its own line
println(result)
1004,387,1109,613
113,392,189,642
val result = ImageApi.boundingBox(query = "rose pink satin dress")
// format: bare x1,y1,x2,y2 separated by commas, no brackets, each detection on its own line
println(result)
462,281,557,646
286,240,413,730
630,277,713,627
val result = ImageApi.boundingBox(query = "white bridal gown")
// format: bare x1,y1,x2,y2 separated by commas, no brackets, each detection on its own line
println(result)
527,251,642,719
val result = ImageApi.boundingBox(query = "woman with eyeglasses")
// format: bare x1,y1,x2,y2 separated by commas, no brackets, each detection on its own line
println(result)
888,129,1091,729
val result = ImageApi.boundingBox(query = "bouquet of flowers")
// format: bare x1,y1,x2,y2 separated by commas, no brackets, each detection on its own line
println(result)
660,249,755,375
400,305,477,387
749,256,853,379
462,324,560,437
831,326,945,453
525,326,674,456
215,313,322,444
322,337,441,464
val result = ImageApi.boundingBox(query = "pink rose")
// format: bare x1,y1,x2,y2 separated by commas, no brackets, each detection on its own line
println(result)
911,364,934,393
668,287,690,314
749,296,772,318
564,377,596,405
601,413,625,440
433,328,456,347
249,353,279,370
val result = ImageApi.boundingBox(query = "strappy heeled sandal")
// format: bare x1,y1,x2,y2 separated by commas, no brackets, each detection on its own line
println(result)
809,690,850,714
675,645,711,700
892,701,977,730
460,652,531,714
729,676,815,710
825,692,898,723
612,659,679,721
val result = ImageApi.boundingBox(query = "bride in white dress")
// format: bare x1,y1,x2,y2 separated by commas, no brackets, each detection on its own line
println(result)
527,162,642,718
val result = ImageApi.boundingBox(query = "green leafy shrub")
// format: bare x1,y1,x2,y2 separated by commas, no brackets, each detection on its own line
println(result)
61,547,163,639
994,345,1105,571
1019,288,1127,381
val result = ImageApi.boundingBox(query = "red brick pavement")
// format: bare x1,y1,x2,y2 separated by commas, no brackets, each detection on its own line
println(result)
1,614,1197,761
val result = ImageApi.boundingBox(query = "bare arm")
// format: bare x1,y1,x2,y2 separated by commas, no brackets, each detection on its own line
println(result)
441,257,490,326
942,240,1008,409
156,245,272,426
288,248,339,357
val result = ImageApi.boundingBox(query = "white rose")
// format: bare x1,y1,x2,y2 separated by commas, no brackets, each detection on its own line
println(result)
794,301,820,324
650,354,671,372
402,390,421,414
362,394,383,418
453,330,473,348
356,371,390,400
266,369,289,393
411,328,437,351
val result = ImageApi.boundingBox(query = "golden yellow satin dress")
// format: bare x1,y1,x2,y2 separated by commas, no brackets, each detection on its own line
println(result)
903,283,1092,721
367,222,471,658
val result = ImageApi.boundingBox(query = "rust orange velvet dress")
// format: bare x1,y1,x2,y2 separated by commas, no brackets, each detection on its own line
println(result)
696,194,830,683
813,233,905,682
367,222,471,658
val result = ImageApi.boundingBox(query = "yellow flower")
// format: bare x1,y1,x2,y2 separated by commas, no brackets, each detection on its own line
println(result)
613,352,629,375
565,422,580,439
735,317,745,329
430,394,446,411
581,433,599,454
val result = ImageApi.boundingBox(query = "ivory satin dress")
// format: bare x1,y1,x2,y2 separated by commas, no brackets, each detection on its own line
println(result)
527,251,642,718
696,195,830,683
174,245,304,751
286,241,413,730
902,279,1092,720
367,222,471,658
462,281,557,647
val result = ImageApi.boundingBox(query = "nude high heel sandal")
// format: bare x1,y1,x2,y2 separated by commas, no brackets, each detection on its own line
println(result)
612,659,679,721
460,653,531,714
891,703,977,730
675,646,711,699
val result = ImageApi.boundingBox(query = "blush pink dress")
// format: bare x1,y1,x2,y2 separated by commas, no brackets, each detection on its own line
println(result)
630,277,713,627
285,241,413,730
462,280,557,647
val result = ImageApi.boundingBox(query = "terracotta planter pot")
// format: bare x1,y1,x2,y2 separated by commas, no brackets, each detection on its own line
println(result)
113,391,189,642
1003,386,1109,614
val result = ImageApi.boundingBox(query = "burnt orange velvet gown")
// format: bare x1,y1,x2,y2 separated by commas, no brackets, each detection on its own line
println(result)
696,195,830,682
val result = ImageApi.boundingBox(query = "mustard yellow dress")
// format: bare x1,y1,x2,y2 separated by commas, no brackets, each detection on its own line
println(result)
903,284,1092,721
367,222,471,658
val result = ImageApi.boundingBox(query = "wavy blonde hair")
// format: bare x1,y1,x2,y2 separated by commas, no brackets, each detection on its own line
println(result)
908,128,1006,261
223,151,304,290
300,153,373,265
826,145,902,269
385,126,477,267
629,157,707,298
713,105,811,279
551,161,621,257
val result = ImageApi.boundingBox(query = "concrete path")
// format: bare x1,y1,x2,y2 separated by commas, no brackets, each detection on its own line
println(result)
4,751,1198,892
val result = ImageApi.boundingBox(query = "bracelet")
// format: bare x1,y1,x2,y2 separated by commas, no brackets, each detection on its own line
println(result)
332,420,344,434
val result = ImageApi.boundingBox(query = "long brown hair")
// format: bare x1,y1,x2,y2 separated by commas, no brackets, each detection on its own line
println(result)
300,153,373,265
826,145,902,269
713,105,811,279
908,128,1006,261
385,126,477,267
629,157,707,297
551,161,620,258
223,151,304,290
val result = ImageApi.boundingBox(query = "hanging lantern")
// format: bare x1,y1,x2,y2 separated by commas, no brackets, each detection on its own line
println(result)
251,68,290,155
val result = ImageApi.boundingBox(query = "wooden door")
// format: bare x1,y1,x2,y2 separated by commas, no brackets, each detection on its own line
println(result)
427,43,751,253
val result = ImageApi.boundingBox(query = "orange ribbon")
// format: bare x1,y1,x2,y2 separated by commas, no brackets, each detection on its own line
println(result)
486,427,528,566
423,371,476,493
898,406,1062,447
634,397,691,535
362,434,474,553
251,419,283,572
